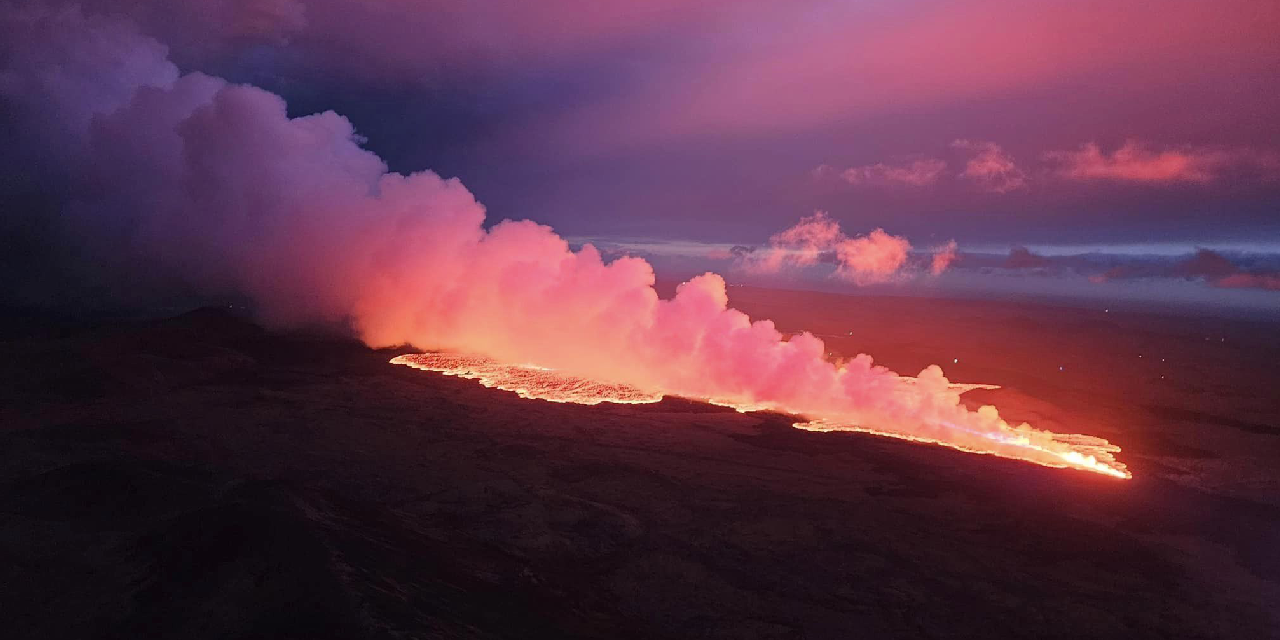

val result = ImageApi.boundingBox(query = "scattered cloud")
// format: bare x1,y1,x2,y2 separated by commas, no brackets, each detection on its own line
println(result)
1003,246,1051,269
1046,248,1280,292
952,140,1027,193
743,211,845,273
1044,140,1276,184
1215,273,1280,291
832,158,948,187
824,139,1278,194
739,211,913,285
553,234,1280,295
1173,248,1239,279
931,240,958,275
833,228,912,284
1176,249,1280,291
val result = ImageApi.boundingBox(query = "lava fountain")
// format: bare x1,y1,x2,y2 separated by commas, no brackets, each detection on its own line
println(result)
392,353,1131,479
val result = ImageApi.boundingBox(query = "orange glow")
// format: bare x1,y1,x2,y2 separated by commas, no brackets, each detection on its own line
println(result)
393,352,1130,479
793,420,1129,480
391,353,663,405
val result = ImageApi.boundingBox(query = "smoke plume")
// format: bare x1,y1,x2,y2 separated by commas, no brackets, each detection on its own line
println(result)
0,4,1126,476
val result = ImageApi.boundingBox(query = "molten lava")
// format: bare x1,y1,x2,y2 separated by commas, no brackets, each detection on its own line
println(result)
392,352,1130,479
391,353,663,405
792,420,1129,479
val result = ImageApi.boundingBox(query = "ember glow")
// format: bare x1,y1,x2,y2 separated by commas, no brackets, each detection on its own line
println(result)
793,421,1129,479
393,352,1130,479
391,353,662,405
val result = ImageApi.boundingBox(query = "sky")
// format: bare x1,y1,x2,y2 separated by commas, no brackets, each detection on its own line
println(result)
3,0,1280,311
59,0,1276,242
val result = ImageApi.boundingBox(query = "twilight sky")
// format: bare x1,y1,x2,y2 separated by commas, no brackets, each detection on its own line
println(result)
87,0,1279,246
4,0,1280,311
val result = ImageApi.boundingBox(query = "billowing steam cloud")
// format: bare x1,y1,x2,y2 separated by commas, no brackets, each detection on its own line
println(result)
0,4,1127,477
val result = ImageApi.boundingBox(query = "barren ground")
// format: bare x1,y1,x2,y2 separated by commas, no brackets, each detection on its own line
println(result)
2,291,1277,639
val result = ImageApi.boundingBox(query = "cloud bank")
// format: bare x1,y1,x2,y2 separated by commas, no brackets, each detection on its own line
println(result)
828,158,947,188
821,139,1279,195
1087,249,1280,291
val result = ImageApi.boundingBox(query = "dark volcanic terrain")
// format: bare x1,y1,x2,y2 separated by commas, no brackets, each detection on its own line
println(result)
2,293,1278,639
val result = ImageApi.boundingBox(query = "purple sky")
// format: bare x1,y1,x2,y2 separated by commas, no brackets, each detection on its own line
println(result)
5,0,1280,311
102,0,1277,246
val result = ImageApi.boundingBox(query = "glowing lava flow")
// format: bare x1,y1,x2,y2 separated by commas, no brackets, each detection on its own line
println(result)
391,353,1130,479
792,420,1130,479
391,353,663,405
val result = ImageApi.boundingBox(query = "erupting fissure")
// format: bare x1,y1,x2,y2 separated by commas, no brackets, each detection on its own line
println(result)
391,353,663,405
393,353,1130,479
4,6,1132,484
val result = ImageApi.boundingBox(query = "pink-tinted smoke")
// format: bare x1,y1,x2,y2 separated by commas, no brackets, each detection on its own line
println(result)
0,5,1128,477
